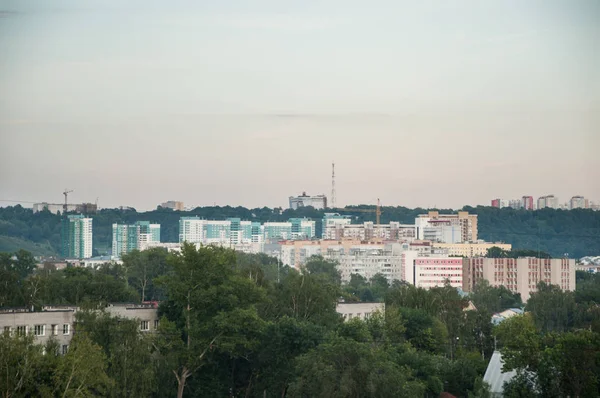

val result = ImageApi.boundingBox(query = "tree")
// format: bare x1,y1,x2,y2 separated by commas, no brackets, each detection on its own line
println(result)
53,334,113,397
305,256,341,285
0,332,45,397
369,273,389,302
471,279,522,313
122,248,169,301
156,243,266,398
526,282,576,333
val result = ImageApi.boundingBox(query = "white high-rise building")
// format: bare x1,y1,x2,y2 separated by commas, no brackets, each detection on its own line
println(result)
415,211,478,243
61,215,93,259
569,196,588,209
289,192,327,210
537,195,559,209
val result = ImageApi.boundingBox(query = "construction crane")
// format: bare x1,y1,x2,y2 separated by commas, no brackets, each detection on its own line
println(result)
63,189,73,214
334,198,383,224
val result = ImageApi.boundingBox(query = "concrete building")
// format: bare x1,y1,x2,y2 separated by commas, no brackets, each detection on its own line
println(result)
61,215,93,259
0,304,159,354
160,201,184,211
179,217,314,246
289,192,327,210
522,196,534,210
112,221,161,259
537,195,559,209
33,202,97,215
432,242,512,257
407,257,463,289
336,302,385,321
569,196,588,209
415,211,478,243
325,243,404,283
322,213,353,239
463,257,575,301
323,220,415,241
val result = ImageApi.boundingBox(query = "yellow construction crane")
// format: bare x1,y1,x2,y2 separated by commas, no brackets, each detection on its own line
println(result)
334,198,383,224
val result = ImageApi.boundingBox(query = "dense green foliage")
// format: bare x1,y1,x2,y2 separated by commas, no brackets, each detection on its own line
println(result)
495,271,600,397
1,247,503,397
1,204,600,257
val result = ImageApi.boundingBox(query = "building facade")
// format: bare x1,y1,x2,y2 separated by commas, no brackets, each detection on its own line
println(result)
0,304,159,354
160,201,184,211
112,221,161,259
432,242,512,257
322,213,353,239
336,302,385,321
463,257,575,301
415,211,478,243
522,196,534,210
61,215,93,259
289,192,327,210
408,257,463,289
537,195,559,209
569,196,588,209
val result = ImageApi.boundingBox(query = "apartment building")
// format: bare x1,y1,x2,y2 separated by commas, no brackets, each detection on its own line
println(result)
569,196,588,209
400,251,463,289
112,221,161,259
289,192,327,210
325,243,404,283
463,257,575,301
322,213,353,239
415,211,478,243
323,220,415,241
522,196,534,210
432,242,512,257
537,195,559,209
0,304,159,354
61,215,93,259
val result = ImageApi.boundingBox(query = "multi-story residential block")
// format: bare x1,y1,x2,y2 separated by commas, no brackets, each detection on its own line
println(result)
405,256,463,289
289,192,327,210
322,213,353,239
0,304,159,354
522,196,534,210
33,203,98,215
569,196,588,209
415,211,478,243
160,201,184,211
179,217,314,246
112,221,161,259
61,215,92,259
463,257,575,301
432,242,512,257
322,220,415,241
537,195,559,209
325,243,404,283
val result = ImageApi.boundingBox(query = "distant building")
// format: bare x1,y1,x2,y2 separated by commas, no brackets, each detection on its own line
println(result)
179,217,314,246
322,213,353,239
33,202,97,214
61,215,92,259
569,195,588,209
406,256,463,289
325,243,404,283
432,242,512,257
415,211,478,243
522,196,534,210
322,219,415,241
289,192,327,210
112,221,161,259
160,201,184,211
463,257,575,301
537,195,559,209
336,302,385,321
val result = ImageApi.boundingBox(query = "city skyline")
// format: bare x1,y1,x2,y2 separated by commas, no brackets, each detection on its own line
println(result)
1,1,599,210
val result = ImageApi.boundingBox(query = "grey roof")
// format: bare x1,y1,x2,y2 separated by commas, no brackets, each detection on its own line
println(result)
483,351,517,395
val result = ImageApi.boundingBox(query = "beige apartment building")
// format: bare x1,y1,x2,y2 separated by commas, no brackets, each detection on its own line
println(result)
463,257,575,301
433,242,512,257
416,211,478,243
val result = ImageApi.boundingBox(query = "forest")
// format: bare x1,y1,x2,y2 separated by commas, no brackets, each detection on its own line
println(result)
1,246,599,397
0,204,599,257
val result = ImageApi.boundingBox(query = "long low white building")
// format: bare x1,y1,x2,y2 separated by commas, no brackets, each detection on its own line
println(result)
0,303,159,354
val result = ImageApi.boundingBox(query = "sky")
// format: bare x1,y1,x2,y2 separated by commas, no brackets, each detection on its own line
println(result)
1,0,599,210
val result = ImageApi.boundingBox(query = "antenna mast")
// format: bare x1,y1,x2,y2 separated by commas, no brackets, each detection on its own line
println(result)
331,162,336,209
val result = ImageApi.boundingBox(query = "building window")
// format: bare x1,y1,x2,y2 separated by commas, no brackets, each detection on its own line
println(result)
140,321,149,331
51,324,58,336
63,324,70,335
154,319,159,330
16,326,27,335
34,324,45,336
62,345,69,355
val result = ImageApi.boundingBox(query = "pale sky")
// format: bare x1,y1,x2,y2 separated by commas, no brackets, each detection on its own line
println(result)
1,0,599,210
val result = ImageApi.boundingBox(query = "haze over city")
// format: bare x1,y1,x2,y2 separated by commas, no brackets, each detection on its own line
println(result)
1,0,598,210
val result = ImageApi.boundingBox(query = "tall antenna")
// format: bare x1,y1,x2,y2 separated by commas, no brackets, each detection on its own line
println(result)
331,162,336,209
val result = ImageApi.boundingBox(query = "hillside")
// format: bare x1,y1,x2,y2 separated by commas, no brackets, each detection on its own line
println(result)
0,205,599,258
